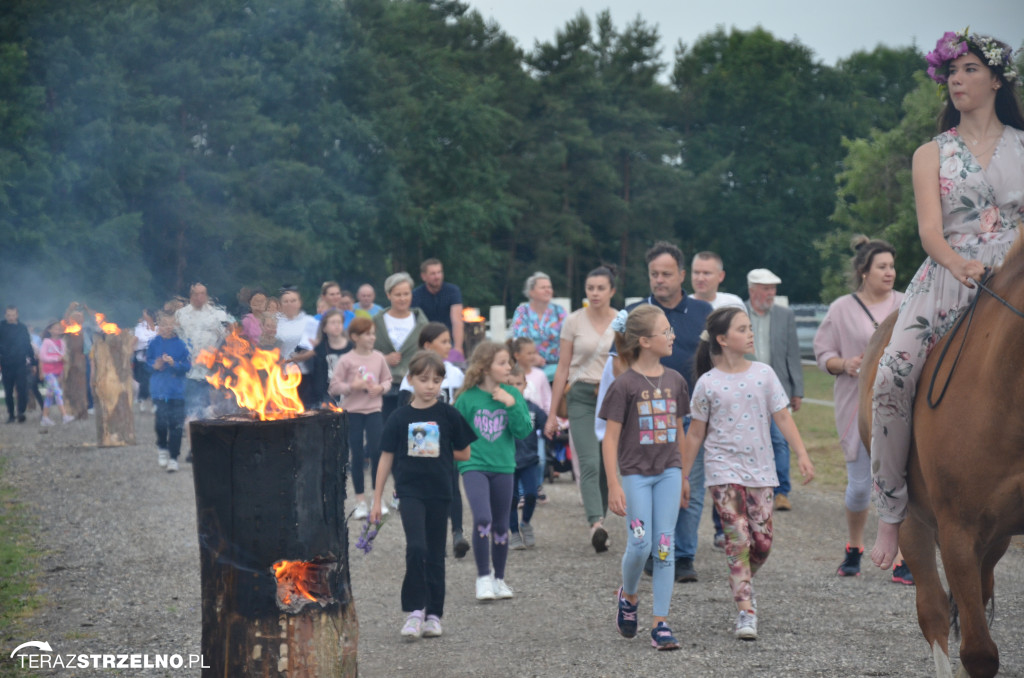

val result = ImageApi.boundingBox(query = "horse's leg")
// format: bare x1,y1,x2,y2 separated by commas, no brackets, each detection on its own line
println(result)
980,536,1009,616
939,527,999,678
901,512,951,678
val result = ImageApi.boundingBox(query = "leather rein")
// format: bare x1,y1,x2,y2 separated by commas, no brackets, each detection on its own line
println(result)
926,268,1024,408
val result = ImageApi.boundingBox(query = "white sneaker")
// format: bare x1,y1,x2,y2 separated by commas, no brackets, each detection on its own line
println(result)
380,502,390,515
400,611,423,640
158,449,169,467
492,578,514,599
40,416,55,426
62,414,74,424
167,459,179,473
353,501,369,519
734,610,757,640
422,615,443,637
476,575,496,601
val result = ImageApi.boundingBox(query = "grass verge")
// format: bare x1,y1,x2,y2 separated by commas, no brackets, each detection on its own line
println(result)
793,364,849,490
0,456,39,677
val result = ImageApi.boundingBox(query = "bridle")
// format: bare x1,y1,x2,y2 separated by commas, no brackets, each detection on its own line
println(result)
926,268,1024,408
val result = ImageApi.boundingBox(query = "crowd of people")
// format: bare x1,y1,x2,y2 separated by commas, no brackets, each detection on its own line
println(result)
2,29,1022,649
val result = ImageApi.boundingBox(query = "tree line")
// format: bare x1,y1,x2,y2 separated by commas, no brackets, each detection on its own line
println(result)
3,0,1016,321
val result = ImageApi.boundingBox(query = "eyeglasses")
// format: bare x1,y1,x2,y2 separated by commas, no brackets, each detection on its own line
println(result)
648,327,675,339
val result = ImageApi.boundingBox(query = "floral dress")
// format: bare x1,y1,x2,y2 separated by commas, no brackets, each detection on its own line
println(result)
871,126,1024,523
509,302,567,365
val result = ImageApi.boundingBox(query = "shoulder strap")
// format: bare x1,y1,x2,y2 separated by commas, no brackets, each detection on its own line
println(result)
851,294,878,329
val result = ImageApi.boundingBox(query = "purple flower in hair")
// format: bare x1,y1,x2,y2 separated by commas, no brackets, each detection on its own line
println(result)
925,30,969,84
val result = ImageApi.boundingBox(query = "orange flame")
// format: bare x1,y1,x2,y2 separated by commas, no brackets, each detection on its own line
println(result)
272,560,319,605
61,320,82,335
94,312,121,335
462,307,484,322
197,329,305,421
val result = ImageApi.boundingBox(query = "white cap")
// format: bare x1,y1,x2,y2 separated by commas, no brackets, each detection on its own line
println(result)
747,268,782,285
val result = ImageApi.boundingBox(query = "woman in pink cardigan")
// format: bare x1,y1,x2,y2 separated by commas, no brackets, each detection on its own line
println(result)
813,237,910,584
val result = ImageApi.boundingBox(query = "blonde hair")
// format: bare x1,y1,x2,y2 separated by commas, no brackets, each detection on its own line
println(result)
613,305,666,367
456,341,509,400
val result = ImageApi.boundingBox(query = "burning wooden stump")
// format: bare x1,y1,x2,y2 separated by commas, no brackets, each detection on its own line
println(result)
462,307,487,360
191,330,356,677
91,315,136,446
62,324,89,420
191,412,356,677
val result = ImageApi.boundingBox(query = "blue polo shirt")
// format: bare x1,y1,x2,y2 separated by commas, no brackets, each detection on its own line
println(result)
412,282,462,330
626,293,712,392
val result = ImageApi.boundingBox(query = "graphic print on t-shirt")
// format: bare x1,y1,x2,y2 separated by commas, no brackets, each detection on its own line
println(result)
473,408,508,442
635,387,676,445
408,422,440,458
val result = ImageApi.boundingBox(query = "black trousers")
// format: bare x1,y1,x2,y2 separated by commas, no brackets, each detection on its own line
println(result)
154,399,185,459
399,496,450,617
2,363,28,418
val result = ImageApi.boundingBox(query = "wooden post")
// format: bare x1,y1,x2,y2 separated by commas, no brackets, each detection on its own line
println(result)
63,333,89,420
191,412,357,677
91,332,136,446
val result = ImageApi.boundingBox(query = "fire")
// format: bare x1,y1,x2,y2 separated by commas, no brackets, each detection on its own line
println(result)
197,329,305,421
462,307,484,322
272,560,319,605
94,312,121,335
61,320,82,335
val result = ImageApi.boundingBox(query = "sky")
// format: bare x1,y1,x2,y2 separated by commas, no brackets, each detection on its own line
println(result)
465,0,1024,68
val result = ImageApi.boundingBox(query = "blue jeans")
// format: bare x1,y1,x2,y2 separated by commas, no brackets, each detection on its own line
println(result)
622,468,682,617
771,418,791,497
510,462,542,533
675,415,705,560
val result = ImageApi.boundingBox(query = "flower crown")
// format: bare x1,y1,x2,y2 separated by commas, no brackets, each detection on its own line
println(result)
925,29,1020,86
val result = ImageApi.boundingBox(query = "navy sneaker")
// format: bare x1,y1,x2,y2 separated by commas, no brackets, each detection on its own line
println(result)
650,621,680,650
837,543,863,577
892,560,915,586
615,587,638,639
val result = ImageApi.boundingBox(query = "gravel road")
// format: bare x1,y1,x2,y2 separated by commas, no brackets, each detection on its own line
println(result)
2,412,1023,677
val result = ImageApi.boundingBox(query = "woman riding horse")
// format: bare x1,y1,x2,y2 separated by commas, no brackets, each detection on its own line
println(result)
865,30,1024,678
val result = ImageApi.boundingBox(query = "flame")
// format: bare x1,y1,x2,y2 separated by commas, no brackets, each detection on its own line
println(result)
94,312,121,335
197,328,305,421
272,560,318,605
462,307,484,322
61,320,82,335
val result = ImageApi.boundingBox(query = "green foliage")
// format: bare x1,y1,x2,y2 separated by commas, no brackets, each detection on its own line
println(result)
0,1,974,318
819,73,943,301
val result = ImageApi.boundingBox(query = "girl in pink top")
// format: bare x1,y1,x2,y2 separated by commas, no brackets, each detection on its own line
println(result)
681,307,814,641
38,321,73,425
330,316,393,518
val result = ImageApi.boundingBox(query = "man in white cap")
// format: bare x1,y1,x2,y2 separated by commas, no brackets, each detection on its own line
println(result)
745,268,803,510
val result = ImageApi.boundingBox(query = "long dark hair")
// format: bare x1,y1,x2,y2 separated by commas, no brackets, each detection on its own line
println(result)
939,39,1024,132
693,307,747,383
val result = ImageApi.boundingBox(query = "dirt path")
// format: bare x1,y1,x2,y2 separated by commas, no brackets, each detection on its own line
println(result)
2,413,1023,677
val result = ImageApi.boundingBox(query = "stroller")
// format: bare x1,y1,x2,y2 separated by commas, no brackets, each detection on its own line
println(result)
544,429,575,482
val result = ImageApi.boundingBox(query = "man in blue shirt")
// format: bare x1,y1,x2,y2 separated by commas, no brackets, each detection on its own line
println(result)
412,258,464,360
623,242,712,583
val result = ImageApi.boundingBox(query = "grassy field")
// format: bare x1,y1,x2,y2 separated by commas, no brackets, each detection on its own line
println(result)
0,457,39,677
793,363,849,490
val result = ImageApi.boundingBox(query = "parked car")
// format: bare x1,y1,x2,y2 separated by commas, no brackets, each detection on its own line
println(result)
791,303,828,360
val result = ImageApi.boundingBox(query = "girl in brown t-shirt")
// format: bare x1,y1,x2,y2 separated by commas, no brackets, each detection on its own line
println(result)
599,305,688,651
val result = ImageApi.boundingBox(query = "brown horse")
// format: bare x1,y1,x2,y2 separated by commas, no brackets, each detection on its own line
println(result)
859,234,1024,678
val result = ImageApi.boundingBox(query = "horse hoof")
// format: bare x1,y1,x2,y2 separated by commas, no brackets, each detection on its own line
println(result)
932,642,954,678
